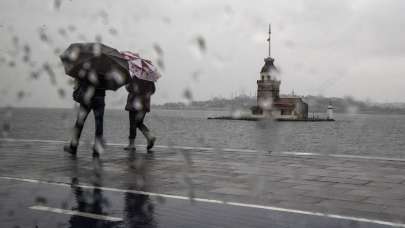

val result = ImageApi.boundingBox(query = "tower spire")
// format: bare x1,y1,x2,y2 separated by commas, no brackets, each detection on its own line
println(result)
268,23,271,57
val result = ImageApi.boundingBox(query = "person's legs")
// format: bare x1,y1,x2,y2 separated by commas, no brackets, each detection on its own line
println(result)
92,97,105,156
124,111,137,150
65,104,90,154
135,112,156,151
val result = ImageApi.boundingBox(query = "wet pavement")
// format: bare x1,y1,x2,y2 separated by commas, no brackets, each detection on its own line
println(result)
1,138,405,227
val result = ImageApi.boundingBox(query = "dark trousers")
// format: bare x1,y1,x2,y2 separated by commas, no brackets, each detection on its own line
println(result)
71,97,105,146
128,111,151,140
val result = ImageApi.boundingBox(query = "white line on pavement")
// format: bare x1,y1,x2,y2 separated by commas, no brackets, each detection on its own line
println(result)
29,205,123,222
1,137,405,162
2,176,405,227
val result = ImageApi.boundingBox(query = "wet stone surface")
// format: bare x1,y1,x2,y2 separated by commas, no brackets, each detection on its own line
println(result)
0,140,405,227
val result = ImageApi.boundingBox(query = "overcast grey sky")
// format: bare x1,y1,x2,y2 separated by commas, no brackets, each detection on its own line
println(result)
1,0,405,108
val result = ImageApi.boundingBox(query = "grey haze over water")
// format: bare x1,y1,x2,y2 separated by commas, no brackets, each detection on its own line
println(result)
1,0,405,108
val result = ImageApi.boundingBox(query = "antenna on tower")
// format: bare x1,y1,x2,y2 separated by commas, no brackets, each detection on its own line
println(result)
267,23,271,57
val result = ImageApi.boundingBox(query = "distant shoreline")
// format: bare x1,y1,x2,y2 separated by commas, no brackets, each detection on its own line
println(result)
1,106,405,115
1,95,405,115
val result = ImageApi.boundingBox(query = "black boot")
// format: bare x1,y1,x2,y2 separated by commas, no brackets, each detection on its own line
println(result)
63,144,77,155
147,137,156,152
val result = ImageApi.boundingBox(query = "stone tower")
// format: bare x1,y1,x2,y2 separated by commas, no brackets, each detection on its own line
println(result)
256,24,281,114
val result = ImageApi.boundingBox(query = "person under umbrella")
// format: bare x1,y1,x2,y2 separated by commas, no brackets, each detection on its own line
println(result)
63,79,106,157
121,51,161,152
61,43,130,157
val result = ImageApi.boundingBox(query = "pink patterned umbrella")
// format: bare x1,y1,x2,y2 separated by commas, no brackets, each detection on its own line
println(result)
120,51,161,82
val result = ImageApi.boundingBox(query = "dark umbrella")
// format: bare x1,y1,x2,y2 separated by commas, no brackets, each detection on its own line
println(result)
60,42,130,90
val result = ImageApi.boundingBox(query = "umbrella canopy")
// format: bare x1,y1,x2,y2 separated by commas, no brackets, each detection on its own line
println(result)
121,51,161,82
60,43,130,90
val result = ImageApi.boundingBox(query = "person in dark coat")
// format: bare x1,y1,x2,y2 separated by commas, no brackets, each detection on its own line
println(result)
64,79,106,157
124,76,156,151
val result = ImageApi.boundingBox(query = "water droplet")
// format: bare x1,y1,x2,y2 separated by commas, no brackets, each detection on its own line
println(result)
43,63,57,85
191,71,201,81
2,122,11,137
68,46,80,61
38,28,51,43
95,35,102,43
98,10,109,25
30,71,40,80
12,36,19,47
54,0,62,10
7,210,14,217
92,43,102,56
108,28,118,36
183,88,193,101
162,16,171,24
83,86,95,105
156,58,164,70
195,36,206,53
58,28,67,37
153,44,163,56
67,25,76,32
87,70,99,85
35,196,47,204
54,48,62,55
58,88,66,98
17,91,25,100
106,69,125,85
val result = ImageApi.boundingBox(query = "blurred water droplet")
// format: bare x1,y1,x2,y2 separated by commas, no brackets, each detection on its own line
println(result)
77,34,86,41
58,28,67,37
87,70,99,85
7,210,14,217
224,5,234,16
183,88,193,102
38,27,51,43
12,36,19,47
54,0,62,10
68,46,80,61
23,44,30,54
162,17,171,24
2,122,11,137
284,40,295,48
58,88,66,98
98,10,109,25
95,35,102,43
153,44,163,56
17,91,25,100
156,195,166,204
107,69,125,85
67,25,76,32
30,71,40,80
191,71,200,81
92,43,102,56
108,28,118,36
156,58,164,70
43,63,57,85
54,48,62,55
195,36,206,53
35,196,47,204
345,105,359,114
83,86,95,105
189,35,206,59
61,201,68,209
231,109,244,119
9,61,16,67
83,62,91,70
67,78,75,86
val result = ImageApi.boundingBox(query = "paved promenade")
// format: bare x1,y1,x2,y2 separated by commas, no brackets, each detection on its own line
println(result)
1,138,405,227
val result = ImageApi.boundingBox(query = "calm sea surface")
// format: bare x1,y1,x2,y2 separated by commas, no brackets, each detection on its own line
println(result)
1,108,405,158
